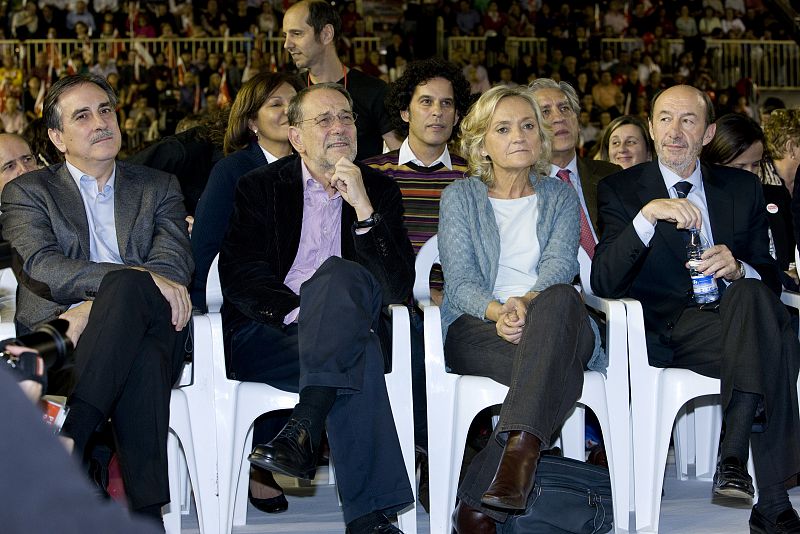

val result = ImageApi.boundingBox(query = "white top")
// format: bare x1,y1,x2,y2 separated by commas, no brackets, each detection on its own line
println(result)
489,195,540,302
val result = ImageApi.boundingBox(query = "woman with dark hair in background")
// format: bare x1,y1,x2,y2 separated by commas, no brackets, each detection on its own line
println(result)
595,115,654,169
191,71,303,311
190,71,303,514
701,113,798,289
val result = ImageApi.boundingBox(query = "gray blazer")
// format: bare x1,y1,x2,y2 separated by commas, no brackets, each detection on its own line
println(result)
1,161,193,333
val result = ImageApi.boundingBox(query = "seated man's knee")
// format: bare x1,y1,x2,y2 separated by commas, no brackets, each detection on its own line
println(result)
313,257,375,288
725,278,775,303
98,269,161,303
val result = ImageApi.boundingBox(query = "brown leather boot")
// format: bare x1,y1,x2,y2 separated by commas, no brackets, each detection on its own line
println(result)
480,430,541,510
452,501,496,533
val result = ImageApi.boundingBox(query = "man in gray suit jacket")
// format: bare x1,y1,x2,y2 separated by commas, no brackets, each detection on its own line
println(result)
0,74,193,525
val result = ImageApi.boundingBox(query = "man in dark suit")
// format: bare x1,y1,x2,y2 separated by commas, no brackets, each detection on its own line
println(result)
219,82,414,534
1,74,193,526
591,84,800,533
529,78,620,261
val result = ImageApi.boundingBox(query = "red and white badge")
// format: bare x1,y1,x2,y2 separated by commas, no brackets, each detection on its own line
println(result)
766,203,779,214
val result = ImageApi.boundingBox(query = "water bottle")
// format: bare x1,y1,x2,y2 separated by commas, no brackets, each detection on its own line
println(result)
687,228,719,304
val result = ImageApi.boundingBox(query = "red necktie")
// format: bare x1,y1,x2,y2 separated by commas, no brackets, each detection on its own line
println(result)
557,169,595,259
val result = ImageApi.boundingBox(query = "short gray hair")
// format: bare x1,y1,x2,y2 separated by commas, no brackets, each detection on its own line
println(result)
287,82,353,126
528,78,581,116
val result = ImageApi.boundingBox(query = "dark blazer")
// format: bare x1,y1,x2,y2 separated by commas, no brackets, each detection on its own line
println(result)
0,161,193,333
591,161,779,364
219,155,415,336
125,125,225,216
190,141,268,309
576,156,621,231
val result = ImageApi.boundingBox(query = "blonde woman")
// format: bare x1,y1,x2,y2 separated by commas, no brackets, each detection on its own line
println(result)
438,85,605,532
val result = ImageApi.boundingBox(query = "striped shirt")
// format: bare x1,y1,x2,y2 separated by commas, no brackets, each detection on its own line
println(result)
364,149,467,253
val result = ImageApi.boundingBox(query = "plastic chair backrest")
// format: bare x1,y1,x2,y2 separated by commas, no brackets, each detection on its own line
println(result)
207,254,223,313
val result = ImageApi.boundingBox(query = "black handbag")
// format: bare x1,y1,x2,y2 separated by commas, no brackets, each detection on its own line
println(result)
498,455,614,534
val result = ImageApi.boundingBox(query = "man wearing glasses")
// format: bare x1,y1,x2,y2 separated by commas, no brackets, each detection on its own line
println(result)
218,83,415,534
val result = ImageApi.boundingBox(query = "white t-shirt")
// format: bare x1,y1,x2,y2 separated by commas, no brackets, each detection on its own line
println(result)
489,195,540,303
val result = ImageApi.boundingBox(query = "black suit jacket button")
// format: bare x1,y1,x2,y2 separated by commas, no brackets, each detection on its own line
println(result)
666,321,674,330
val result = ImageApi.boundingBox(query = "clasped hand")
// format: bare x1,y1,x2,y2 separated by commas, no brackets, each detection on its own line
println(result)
494,294,538,345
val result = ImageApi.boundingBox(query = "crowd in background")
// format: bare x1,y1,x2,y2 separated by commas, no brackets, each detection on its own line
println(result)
0,0,791,157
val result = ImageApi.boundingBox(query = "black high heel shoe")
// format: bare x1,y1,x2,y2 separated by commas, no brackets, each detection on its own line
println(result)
248,490,289,514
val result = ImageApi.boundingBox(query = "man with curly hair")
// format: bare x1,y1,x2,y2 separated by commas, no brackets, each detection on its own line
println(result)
364,58,470,507
365,57,471,257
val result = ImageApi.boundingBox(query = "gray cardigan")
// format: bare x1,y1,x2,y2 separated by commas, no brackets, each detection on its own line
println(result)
438,174,606,372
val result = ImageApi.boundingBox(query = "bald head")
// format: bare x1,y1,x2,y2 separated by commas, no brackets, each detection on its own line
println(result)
0,133,39,195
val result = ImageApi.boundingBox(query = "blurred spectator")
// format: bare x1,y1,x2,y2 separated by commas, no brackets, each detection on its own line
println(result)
637,54,661,86
456,0,481,35
258,3,278,36
721,7,745,35
0,54,24,93
592,71,622,111
760,96,786,127
23,118,63,167
39,4,64,38
341,1,363,36
90,50,117,79
675,5,699,37
463,52,490,94
574,71,592,100
11,2,41,40
153,2,180,36
22,76,42,122
66,1,96,34
386,33,412,70
603,0,628,33
764,108,800,196
599,49,618,72
579,110,600,145
725,0,746,16
200,0,225,37
482,1,507,34
0,96,27,135
228,0,256,35
699,6,723,35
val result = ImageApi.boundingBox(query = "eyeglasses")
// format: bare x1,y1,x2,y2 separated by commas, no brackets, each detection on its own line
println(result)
298,111,358,129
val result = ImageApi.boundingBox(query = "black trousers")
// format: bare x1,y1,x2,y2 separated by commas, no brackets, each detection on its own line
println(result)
228,257,413,523
52,269,187,511
660,278,800,488
444,284,595,522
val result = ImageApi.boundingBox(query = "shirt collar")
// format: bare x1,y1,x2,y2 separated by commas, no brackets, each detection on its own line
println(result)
257,144,280,164
658,158,703,193
549,153,578,178
66,160,116,193
300,159,341,199
398,138,452,169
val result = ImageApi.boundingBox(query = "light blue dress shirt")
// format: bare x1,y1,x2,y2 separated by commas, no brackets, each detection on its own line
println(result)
66,160,124,265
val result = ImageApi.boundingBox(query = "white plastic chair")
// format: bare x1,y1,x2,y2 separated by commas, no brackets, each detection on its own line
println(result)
206,255,418,534
420,235,631,534
163,313,222,534
625,297,759,533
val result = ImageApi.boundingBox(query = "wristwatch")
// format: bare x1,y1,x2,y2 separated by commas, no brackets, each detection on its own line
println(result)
737,260,746,279
354,212,381,229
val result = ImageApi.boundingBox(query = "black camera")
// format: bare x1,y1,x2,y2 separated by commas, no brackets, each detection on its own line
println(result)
1,319,73,383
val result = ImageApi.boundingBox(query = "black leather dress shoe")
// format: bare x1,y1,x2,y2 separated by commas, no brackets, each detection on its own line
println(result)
713,457,755,499
750,506,800,533
248,418,317,480
344,514,403,533
248,490,289,514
